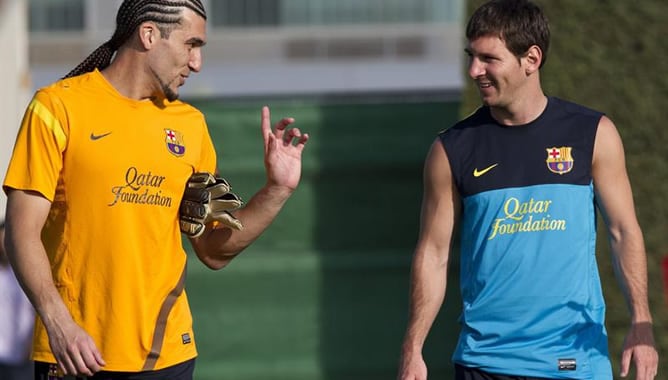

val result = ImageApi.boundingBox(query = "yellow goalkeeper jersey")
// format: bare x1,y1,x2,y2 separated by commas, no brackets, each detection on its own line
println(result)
3,69,216,371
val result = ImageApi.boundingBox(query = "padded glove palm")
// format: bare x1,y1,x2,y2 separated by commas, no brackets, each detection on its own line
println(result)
179,172,243,237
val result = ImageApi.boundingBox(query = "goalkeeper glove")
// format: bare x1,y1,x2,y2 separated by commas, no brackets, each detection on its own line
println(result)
179,172,243,237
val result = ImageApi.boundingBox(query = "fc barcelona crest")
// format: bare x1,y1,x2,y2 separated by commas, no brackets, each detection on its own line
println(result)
165,129,186,157
546,147,574,175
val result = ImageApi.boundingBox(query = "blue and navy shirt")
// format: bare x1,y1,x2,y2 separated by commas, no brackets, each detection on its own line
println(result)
440,97,612,379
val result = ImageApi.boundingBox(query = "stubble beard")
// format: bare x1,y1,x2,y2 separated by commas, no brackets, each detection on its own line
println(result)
150,67,180,102
163,83,179,102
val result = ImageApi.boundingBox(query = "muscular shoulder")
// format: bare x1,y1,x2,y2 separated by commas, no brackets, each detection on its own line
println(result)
593,115,624,165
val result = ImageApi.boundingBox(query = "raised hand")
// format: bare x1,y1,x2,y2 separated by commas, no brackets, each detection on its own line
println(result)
261,106,309,191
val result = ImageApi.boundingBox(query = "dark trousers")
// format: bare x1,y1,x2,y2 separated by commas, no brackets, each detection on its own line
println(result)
0,360,34,380
455,364,563,380
34,359,195,380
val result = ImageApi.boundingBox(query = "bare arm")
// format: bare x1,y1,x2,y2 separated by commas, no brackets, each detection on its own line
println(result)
398,139,460,380
592,116,658,379
190,106,309,270
0,224,7,267
5,189,105,376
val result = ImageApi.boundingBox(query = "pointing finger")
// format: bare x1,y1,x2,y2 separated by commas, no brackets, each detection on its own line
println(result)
261,106,271,144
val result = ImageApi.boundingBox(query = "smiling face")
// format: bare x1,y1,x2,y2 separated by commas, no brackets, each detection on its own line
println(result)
146,8,207,101
465,34,530,109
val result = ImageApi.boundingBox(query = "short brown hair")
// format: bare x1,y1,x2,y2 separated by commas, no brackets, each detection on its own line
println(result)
466,0,550,68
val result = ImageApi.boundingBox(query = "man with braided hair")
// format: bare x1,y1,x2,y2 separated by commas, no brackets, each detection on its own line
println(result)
3,0,309,379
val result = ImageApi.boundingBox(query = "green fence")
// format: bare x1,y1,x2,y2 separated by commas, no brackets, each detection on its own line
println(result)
185,97,461,379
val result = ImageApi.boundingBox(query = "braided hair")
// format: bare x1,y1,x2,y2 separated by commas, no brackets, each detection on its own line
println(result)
64,0,206,79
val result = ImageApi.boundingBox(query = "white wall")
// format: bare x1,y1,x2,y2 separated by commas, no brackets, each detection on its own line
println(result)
0,0,30,216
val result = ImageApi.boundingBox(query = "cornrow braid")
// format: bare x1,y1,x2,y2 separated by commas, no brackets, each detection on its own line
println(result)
64,0,206,79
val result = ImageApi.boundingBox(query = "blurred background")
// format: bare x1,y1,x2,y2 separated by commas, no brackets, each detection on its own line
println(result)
0,0,665,379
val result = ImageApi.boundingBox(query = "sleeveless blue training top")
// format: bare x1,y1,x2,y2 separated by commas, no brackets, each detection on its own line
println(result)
439,97,612,379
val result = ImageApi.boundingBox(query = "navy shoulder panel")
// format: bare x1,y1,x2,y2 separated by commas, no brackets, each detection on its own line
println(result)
439,97,602,197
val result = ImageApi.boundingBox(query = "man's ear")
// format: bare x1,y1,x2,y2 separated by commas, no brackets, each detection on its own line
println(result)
138,22,159,49
523,45,543,75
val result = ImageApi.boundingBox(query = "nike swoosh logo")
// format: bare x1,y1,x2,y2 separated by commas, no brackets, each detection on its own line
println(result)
90,132,112,141
473,163,499,177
